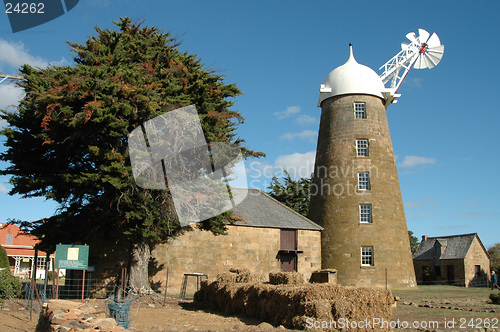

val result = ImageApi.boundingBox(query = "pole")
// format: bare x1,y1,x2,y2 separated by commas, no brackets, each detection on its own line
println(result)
43,252,49,302
385,268,388,290
52,257,55,300
163,267,169,306
30,249,38,320
56,269,60,299
81,269,86,302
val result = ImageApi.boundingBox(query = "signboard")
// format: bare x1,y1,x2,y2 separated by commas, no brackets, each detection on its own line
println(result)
55,244,89,270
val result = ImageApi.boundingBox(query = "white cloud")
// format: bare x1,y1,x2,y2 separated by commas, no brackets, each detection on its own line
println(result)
419,212,437,217
0,84,24,109
0,84,24,128
244,151,316,189
399,155,436,168
0,183,8,194
406,77,424,89
280,130,317,142
273,106,300,120
459,212,485,217
0,39,49,70
274,151,316,180
295,114,318,126
405,199,439,208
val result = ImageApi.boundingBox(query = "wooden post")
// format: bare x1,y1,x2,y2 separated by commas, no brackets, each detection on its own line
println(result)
81,269,86,302
56,269,60,299
43,252,50,301
52,257,55,299
385,268,388,290
30,249,38,320
163,267,169,306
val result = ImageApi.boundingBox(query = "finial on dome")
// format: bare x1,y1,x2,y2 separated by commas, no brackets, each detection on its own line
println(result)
348,43,356,63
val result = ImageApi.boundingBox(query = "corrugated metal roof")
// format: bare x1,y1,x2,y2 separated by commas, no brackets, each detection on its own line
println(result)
229,189,323,231
413,233,477,261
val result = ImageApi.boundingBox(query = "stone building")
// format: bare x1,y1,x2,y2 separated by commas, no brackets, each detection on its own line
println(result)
308,45,416,288
151,189,323,294
413,233,490,287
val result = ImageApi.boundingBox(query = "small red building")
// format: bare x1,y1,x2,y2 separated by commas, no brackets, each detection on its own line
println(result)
0,223,54,279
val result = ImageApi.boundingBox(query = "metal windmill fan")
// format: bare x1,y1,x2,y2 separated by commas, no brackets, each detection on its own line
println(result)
380,28,444,103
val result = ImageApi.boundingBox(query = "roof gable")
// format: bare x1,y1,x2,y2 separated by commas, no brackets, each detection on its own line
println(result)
413,233,480,261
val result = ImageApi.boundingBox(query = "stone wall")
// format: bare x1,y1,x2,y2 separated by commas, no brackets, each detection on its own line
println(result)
151,225,322,296
464,237,490,287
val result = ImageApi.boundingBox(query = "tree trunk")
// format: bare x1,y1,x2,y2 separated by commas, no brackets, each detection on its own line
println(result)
128,241,152,294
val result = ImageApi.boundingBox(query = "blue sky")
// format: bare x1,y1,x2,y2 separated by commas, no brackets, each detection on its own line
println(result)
0,1,498,249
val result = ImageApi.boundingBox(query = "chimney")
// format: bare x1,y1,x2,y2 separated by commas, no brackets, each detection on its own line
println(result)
422,235,429,242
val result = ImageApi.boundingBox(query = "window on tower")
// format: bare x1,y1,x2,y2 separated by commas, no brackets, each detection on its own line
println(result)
354,102,366,119
361,246,374,266
358,172,371,190
359,204,372,223
356,139,369,157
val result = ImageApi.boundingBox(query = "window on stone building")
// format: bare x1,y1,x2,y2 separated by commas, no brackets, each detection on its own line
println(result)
359,204,372,223
354,102,366,119
361,246,374,266
356,139,369,157
475,265,481,276
358,172,370,190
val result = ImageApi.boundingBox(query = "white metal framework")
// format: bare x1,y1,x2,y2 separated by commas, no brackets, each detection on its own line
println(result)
0,73,23,85
379,29,444,104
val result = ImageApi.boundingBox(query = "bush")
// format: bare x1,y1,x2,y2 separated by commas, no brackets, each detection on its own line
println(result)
0,270,22,302
490,293,500,304
0,246,10,269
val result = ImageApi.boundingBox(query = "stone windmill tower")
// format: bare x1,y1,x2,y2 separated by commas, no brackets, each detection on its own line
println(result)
309,29,444,288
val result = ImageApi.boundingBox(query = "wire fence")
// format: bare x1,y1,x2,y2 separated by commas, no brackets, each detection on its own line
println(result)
416,278,492,288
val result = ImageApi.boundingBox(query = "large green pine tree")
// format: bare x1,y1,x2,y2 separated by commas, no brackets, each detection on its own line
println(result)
267,171,311,217
0,17,263,290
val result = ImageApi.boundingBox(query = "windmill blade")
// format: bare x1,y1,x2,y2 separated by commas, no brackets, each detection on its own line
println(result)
406,32,417,43
414,54,427,69
426,32,441,48
418,29,430,44
426,45,445,67
414,45,444,69
401,42,409,50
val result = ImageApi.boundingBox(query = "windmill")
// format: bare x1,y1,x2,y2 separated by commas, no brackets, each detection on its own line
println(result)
0,73,23,85
379,28,444,104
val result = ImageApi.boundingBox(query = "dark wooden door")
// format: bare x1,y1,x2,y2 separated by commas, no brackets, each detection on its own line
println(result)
280,229,298,271
280,229,297,250
280,253,297,272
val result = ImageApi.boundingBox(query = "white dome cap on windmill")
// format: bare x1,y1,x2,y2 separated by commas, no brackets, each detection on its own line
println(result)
318,44,384,106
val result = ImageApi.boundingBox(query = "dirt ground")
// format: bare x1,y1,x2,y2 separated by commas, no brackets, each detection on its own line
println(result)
0,286,498,332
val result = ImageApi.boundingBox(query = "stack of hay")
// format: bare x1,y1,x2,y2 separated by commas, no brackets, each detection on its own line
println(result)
194,270,394,331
